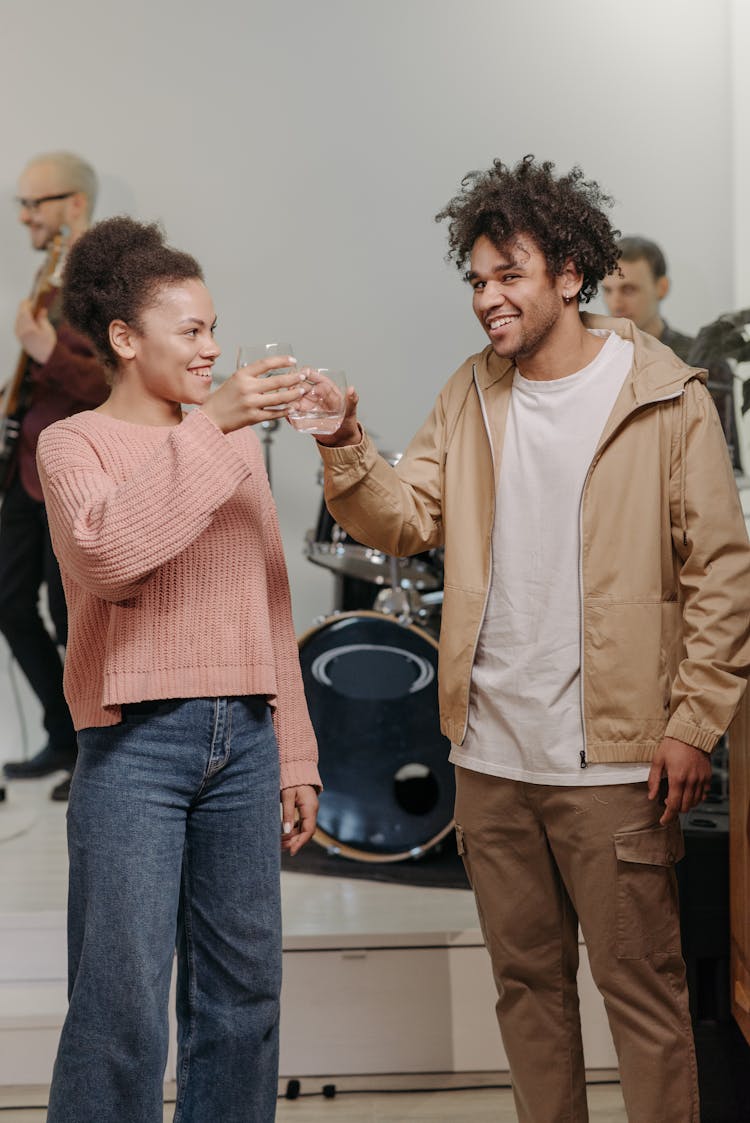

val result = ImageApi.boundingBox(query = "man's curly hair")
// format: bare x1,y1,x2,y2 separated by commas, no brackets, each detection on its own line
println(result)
63,216,203,371
435,156,620,304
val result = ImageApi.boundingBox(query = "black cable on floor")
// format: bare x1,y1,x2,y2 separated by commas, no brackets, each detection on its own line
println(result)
278,1077,622,1100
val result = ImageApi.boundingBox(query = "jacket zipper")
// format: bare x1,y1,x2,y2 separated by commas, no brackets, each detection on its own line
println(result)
576,386,684,767
459,365,496,743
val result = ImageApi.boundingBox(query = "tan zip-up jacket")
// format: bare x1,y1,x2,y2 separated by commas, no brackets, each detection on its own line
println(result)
319,314,750,763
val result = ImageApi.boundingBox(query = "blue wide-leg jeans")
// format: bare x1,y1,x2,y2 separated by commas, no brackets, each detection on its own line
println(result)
46,697,282,1123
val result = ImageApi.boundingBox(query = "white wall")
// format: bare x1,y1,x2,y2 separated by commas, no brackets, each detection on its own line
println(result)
0,0,738,732
731,0,750,308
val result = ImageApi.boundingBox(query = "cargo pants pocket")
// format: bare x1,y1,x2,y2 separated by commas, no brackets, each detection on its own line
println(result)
454,823,473,888
454,821,495,954
613,819,684,959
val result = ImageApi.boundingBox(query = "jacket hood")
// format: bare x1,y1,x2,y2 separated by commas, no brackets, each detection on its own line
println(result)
582,313,707,404
472,312,707,403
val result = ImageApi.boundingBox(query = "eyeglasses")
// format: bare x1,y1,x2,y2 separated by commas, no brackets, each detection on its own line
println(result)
15,192,75,212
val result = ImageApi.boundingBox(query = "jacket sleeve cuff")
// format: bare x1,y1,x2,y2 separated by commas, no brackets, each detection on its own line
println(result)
316,430,379,475
664,716,720,753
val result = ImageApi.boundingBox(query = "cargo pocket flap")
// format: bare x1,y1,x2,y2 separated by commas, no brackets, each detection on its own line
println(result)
614,821,684,866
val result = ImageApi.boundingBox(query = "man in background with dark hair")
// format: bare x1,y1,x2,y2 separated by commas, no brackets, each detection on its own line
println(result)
0,152,107,800
313,156,750,1121
602,235,739,466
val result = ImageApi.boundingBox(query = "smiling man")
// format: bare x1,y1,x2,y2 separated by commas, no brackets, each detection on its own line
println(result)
1,152,108,800
314,156,750,1122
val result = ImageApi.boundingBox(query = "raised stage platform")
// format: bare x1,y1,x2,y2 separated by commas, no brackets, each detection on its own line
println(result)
0,777,618,1091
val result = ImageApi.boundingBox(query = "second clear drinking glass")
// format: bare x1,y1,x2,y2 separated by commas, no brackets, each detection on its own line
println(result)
287,368,347,435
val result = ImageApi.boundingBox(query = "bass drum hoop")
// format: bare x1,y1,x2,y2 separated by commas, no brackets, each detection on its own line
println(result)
298,610,454,863
312,820,455,864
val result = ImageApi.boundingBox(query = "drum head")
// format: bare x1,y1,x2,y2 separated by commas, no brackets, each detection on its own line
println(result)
299,612,454,861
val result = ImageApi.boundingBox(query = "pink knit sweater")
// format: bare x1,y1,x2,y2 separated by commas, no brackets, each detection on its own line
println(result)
36,408,320,791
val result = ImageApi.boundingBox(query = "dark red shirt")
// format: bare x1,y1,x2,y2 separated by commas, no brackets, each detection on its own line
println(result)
15,286,108,501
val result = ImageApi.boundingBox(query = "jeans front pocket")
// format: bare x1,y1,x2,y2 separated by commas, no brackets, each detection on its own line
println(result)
613,819,684,959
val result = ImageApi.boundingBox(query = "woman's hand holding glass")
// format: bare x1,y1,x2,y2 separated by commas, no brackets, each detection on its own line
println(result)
237,342,297,414
201,354,306,434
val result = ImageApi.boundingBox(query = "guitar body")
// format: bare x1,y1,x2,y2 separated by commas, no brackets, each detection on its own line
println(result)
0,415,22,489
0,228,69,491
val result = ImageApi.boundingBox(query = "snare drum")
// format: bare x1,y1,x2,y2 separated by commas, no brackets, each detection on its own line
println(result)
305,454,443,591
298,611,453,862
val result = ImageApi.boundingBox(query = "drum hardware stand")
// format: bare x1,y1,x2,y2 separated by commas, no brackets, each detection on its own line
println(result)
372,555,418,624
373,582,418,624
260,417,280,490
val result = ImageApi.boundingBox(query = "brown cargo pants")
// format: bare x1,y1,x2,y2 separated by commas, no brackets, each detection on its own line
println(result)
454,768,699,1123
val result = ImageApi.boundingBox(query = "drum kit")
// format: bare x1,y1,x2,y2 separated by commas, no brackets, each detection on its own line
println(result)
300,451,453,863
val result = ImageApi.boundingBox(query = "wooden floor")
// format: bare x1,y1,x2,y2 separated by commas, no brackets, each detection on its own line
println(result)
0,1082,629,1121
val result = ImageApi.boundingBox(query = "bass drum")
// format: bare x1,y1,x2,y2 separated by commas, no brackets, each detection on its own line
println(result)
298,611,454,862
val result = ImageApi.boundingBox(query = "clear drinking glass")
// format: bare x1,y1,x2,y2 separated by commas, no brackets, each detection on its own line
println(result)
236,342,296,412
288,368,347,435
236,341,295,371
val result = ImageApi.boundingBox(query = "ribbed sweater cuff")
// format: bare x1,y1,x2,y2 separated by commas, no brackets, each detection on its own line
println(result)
280,761,323,791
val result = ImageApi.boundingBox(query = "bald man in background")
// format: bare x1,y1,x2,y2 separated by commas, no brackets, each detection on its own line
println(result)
1,152,108,800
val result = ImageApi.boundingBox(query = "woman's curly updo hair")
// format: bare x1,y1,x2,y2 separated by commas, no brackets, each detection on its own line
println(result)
62,216,204,371
435,155,621,304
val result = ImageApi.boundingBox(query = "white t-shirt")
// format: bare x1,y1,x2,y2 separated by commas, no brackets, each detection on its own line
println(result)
450,330,651,786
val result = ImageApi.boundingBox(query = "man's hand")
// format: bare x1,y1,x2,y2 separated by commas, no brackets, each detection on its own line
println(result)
15,300,57,364
280,784,319,856
314,386,362,448
647,736,713,825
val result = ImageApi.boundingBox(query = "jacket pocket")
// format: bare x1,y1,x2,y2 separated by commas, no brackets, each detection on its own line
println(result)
585,600,674,729
613,820,684,959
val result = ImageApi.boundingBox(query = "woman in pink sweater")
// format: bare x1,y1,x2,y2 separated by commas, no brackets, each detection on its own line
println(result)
36,217,320,1123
